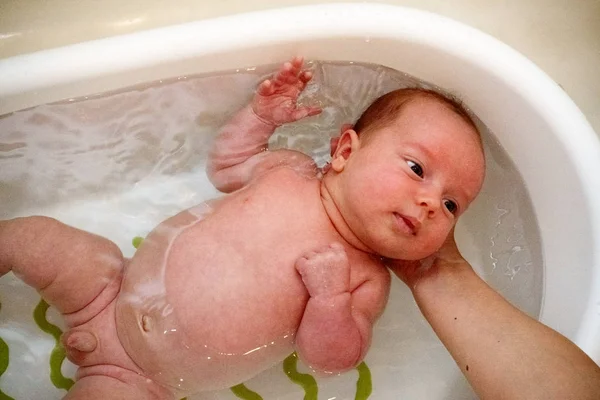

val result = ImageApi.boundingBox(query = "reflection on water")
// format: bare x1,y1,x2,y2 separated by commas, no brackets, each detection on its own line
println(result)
0,61,542,399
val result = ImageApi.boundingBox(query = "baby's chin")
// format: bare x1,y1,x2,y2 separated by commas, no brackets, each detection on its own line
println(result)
377,241,443,261
376,249,428,262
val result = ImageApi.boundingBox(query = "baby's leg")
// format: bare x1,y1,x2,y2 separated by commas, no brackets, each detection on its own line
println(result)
0,216,124,316
0,217,179,398
64,373,174,400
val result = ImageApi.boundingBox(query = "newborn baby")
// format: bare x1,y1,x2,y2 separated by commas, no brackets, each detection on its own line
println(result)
0,57,485,399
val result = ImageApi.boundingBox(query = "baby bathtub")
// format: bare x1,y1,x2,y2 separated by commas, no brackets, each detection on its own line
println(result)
1,1,599,396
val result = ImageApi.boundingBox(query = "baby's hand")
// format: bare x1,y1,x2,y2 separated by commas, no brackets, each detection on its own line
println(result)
296,243,350,298
251,56,322,126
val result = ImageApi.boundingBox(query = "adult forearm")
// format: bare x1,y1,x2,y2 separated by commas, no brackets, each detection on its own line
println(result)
413,262,600,400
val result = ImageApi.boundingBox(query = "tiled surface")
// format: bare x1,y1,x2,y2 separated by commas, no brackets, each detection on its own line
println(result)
1,0,599,136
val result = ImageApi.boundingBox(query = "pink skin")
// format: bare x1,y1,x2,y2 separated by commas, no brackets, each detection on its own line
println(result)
252,57,322,126
323,99,485,260
0,57,484,399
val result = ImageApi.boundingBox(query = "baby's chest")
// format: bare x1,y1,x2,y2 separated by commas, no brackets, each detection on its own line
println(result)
169,181,328,271
212,173,326,238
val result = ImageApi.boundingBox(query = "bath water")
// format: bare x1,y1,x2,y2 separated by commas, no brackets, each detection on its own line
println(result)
0,61,543,399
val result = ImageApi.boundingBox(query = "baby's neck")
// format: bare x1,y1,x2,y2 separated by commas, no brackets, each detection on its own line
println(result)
319,178,373,254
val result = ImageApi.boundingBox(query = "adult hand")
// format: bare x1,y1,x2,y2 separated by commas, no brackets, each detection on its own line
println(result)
386,228,466,289
386,228,600,400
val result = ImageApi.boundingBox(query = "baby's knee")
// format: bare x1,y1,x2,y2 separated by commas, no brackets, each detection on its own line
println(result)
5,215,61,233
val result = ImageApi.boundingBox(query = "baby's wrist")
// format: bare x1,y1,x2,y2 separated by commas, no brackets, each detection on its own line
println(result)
249,104,279,128
309,292,351,307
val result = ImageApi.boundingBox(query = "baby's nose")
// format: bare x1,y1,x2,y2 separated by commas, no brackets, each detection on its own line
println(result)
417,188,441,215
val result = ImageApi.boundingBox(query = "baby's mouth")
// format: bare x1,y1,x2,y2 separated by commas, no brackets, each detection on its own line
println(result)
393,212,419,235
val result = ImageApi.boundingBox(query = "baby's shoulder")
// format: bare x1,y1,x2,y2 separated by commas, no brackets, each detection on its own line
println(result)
257,158,320,189
252,149,319,183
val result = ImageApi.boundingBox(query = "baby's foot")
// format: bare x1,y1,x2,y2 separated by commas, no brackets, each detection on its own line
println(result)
296,243,350,298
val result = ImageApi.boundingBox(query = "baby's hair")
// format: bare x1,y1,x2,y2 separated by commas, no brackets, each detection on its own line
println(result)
353,88,478,141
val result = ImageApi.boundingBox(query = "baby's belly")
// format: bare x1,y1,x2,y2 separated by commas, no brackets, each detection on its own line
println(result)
114,203,310,394
116,291,299,394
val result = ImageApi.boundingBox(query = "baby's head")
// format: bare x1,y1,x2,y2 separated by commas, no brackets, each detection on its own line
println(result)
324,88,485,260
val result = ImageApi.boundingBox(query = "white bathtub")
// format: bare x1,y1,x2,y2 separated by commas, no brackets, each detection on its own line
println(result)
1,0,599,392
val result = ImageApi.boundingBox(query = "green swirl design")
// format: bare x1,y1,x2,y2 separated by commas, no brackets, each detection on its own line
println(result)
355,362,372,400
33,299,74,391
283,352,318,400
230,383,264,400
0,338,13,400
0,302,15,400
132,236,144,249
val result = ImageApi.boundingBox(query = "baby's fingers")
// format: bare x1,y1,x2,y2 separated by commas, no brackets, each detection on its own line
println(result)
256,79,276,96
274,57,306,84
292,106,322,121
299,71,313,84
295,71,314,91
290,56,304,70
274,63,301,86
285,56,304,79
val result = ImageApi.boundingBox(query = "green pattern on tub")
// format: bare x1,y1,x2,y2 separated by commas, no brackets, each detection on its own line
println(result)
0,302,16,400
132,235,144,249
354,361,373,400
230,383,264,400
283,352,318,399
0,339,15,400
33,299,74,391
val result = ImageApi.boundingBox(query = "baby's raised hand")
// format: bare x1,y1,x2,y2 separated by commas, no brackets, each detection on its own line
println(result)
251,56,322,126
296,243,350,298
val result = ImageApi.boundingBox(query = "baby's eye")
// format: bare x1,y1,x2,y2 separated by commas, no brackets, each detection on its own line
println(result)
444,199,458,214
407,160,423,177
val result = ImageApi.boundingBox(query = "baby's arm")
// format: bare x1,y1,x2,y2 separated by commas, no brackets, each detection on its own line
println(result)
294,243,390,373
207,57,321,193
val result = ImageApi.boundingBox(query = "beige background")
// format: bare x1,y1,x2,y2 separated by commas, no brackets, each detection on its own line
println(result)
1,0,599,137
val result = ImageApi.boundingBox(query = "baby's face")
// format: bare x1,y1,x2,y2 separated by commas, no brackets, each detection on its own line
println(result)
337,98,485,260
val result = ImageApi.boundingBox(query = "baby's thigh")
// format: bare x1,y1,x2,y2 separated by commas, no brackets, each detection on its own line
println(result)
1,216,125,317
64,371,175,400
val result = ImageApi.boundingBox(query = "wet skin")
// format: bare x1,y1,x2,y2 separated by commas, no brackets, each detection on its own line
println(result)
0,58,484,400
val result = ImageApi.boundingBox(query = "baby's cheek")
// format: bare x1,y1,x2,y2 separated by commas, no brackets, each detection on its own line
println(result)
435,224,453,250
420,225,452,257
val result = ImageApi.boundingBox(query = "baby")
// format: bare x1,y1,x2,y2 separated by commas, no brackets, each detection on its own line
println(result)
0,57,485,399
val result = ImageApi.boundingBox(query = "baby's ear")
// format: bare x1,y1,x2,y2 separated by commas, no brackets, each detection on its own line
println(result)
331,129,360,172
330,123,355,156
